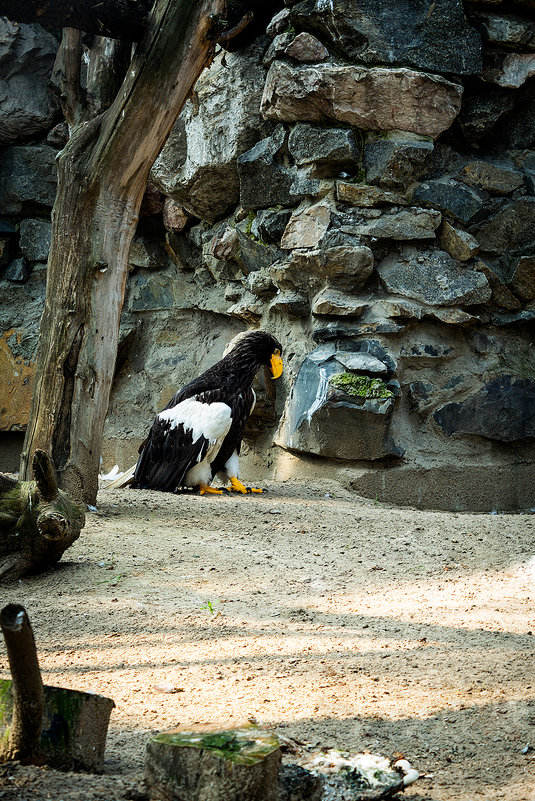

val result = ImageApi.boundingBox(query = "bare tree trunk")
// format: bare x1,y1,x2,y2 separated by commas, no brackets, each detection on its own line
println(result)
20,0,225,504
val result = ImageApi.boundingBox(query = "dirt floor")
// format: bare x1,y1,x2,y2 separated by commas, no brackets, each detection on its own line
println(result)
0,479,534,800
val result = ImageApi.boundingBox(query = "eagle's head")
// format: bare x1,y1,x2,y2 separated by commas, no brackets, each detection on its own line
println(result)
225,331,283,379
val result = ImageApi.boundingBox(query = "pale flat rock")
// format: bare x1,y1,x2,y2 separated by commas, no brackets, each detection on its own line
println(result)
311,289,368,317
341,208,442,240
261,61,463,140
280,200,332,249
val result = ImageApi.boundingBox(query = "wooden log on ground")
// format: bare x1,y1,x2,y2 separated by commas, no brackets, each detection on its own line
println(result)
0,451,85,582
0,604,115,771
145,722,281,801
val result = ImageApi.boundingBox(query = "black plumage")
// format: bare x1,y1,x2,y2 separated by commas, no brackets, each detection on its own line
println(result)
132,331,283,494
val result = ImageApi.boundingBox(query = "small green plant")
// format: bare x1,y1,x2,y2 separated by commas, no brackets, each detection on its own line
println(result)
200,599,221,616
329,373,394,399
97,573,124,586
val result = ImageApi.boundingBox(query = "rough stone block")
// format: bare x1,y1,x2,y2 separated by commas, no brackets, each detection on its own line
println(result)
474,260,522,310
483,52,535,88
336,181,408,207
341,207,442,240
19,218,52,263
284,32,329,62
289,0,482,74
377,246,492,306
0,328,36,431
151,42,270,222
457,160,524,194
474,198,535,253
0,146,57,213
364,133,434,189
261,62,463,140
509,256,535,302
279,348,400,461
288,124,358,168
0,20,58,145
433,375,535,441
4,258,30,283
412,178,485,224
269,291,310,317
280,200,332,249
312,289,368,317
438,220,480,261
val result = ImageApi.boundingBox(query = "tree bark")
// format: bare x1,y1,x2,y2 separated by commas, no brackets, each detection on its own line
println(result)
0,451,85,581
0,0,153,40
0,605,44,764
20,0,225,505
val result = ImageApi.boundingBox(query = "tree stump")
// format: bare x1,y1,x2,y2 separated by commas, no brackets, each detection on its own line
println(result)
145,722,281,801
0,604,115,771
0,450,85,582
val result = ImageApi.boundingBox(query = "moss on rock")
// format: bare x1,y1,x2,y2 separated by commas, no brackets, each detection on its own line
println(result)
329,372,394,399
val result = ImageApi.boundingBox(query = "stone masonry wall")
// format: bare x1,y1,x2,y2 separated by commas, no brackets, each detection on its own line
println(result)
0,1,534,509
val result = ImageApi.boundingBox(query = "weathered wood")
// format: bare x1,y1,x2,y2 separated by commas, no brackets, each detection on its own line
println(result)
0,605,44,764
0,451,85,582
145,723,281,801
20,0,225,505
0,605,115,771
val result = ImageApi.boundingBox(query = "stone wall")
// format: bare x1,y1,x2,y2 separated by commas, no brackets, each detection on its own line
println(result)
1,1,534,509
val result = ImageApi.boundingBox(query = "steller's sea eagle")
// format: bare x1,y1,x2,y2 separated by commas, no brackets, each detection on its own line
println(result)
129,330,283,495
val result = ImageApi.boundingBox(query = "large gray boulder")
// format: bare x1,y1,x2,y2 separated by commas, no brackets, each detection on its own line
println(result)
0,146,58,213
278,344,402,461
19,218,52,263
289,0,482,74
261,62,463,140
433,375,535,441
474,198,535,254
150,42,269,222
377,246,492,307
0,20,58,145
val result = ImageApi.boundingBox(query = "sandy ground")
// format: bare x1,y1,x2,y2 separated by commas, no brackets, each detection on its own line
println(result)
0,479,534,800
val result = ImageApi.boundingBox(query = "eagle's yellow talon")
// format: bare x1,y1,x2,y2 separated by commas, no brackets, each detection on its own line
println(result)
199,484,223,495
229,477,248,493
228,477,264,493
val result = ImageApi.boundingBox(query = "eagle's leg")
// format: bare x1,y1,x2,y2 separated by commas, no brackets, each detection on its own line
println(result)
199,484,223,495
228,477,263,494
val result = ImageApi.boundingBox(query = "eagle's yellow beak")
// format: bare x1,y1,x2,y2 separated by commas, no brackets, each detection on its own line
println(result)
270,350,283,379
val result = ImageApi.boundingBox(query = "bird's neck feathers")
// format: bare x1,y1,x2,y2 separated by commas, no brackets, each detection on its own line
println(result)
220,349,265,388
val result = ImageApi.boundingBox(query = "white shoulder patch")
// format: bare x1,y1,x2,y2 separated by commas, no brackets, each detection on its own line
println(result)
158,398,232,444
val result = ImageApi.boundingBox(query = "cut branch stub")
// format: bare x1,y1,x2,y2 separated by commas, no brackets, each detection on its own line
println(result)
145,722,281,801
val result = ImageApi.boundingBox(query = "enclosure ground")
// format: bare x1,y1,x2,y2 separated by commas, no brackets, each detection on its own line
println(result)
0,480,534,800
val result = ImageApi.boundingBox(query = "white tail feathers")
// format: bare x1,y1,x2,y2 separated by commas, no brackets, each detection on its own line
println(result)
101,464,136,490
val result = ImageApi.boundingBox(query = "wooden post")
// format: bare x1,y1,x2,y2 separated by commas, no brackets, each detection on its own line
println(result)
0,605,44,764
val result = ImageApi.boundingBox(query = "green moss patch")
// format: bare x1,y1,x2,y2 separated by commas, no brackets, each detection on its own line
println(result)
329,373,394,399
152,724,280,765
